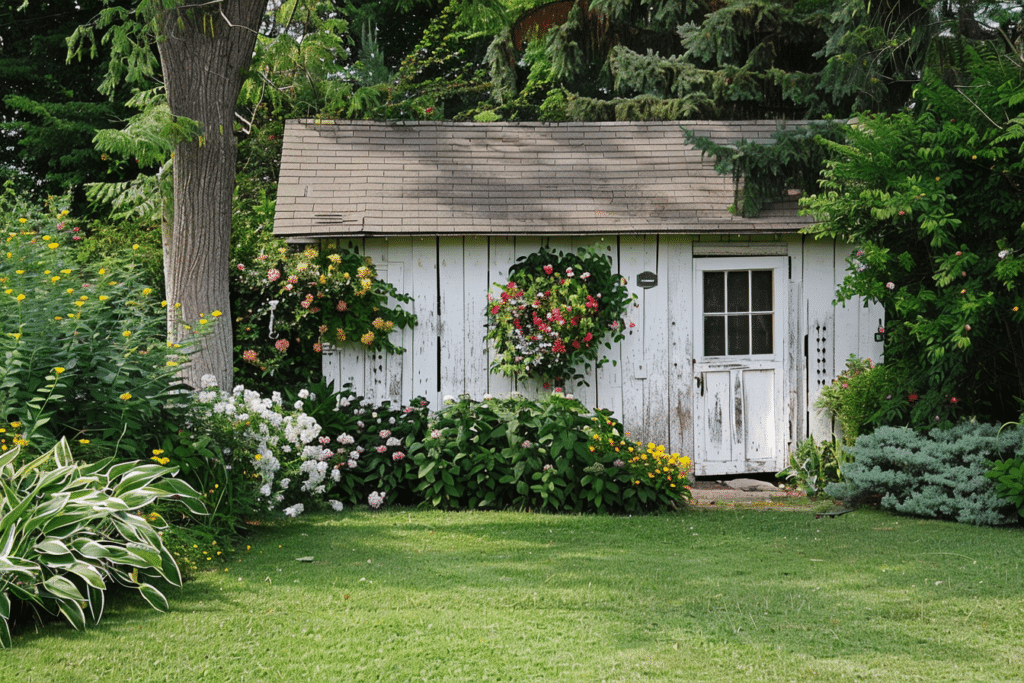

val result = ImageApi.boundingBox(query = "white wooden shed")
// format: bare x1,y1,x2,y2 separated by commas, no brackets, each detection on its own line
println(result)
273,119,882,476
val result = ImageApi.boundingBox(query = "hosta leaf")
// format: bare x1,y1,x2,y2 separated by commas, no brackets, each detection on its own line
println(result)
57,597,86,631
137,582,168,612
0,616,10,649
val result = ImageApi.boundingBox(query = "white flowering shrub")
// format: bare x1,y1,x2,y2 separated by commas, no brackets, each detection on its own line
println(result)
188,375,349,517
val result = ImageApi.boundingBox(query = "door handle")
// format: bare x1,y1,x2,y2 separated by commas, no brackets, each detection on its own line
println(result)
696,373,704,396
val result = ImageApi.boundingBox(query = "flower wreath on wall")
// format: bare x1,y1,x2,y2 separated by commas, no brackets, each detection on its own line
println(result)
235,245,416,373
484,245,637,385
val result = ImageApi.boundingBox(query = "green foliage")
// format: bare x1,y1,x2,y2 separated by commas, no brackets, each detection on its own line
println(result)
682,120,846,218
815,355,910,444
825,422,1021,526
231,242,416,392
0,1,137,205
484,245,636,384
777,436,850,496
410,393,692,513
0,438,204,648
1,191,197,459
985,452,1024,517
801,46,1024,426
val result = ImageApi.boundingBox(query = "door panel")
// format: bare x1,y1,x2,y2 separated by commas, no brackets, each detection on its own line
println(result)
693,257,787,475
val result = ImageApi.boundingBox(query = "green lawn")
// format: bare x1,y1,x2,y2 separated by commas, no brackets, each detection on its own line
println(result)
3,507,1022,682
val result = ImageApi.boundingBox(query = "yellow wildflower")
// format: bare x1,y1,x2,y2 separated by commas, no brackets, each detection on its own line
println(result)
119,393,132,400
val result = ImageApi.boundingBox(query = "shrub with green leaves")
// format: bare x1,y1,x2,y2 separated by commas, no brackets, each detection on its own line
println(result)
410,393,692,513
777,436,851,497
0,438,205,648
231,243,416,393
825,423,1021,526
815,355,910,443
1,192,196,459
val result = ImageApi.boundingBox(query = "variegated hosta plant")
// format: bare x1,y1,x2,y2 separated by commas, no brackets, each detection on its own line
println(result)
0,438,205,648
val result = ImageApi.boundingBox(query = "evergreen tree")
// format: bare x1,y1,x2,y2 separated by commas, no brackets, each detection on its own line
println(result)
0,0,136,204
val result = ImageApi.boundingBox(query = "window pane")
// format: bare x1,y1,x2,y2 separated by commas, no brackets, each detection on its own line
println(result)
751,270,773,312
727,271,749,312
703,272,724,313
727,315,749,355
704,316,725,356
752,314,773,354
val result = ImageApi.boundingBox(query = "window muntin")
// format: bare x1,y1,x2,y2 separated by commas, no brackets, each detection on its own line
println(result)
703,270,773,356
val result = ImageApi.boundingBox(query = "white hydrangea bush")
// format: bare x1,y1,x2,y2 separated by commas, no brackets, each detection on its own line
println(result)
190,375,348,516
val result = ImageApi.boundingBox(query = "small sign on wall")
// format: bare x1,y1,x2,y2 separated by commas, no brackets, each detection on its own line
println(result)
637,271,658,289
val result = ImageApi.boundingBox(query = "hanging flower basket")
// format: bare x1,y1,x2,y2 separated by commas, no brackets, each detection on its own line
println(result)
484,245,636,384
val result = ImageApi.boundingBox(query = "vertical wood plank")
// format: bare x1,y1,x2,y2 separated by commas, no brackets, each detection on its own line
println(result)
463,236,491,400
617,234,651,443
803,238,837,441
784,234,805,452
643,235,670,448
438,237,466,401
594,237,623,420
411,237,439,407
664,235,694,460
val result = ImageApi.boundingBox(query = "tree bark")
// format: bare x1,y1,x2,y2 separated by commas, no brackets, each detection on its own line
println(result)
156,0,266,389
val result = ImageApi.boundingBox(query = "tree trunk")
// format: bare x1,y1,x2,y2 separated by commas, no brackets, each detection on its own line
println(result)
156,0,266,389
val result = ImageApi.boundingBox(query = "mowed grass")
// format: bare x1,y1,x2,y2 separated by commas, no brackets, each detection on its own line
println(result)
3,507,1022,682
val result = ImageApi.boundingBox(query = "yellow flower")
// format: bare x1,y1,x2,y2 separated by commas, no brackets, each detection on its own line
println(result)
152,449,164,456
119,393,132,400
99,295,109,301
54,316,62,321
122,330,131,337
10,422,21,428
212,310,222,317
74,301,85,307
48,243,58,249
18,218,27,223
199,318,208,325
51,276,60,283
53,367,65,374
66,288,74,294
98,268,106,275
16,294,24,301
161,300,168,307
166,360,179,367
42,236,51,242
60,210,69,216
15,270,23,274
79,295,88,301
60,269,71,274
360,331,375,346
142,288,152,295
132,244,140,250
79,439,90,444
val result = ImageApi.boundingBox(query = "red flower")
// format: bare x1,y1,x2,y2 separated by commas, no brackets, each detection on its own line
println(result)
908,393,919,402
490,305,500,315
950,397,958,404
543,265,553,275
553,339,566,353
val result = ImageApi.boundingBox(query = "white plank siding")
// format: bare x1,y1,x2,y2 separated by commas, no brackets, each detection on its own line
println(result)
316,235,879,473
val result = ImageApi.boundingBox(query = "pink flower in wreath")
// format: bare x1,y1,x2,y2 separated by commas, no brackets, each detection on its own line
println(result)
267,268,281,282
242,349,258,363
275,339,289,353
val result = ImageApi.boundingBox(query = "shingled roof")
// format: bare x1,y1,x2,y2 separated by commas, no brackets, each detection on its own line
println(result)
273,119,813,239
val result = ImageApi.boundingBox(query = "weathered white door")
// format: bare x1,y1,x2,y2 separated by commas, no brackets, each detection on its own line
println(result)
693,257,788,475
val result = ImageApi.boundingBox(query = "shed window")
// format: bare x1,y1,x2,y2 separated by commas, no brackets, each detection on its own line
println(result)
703,270,773,356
